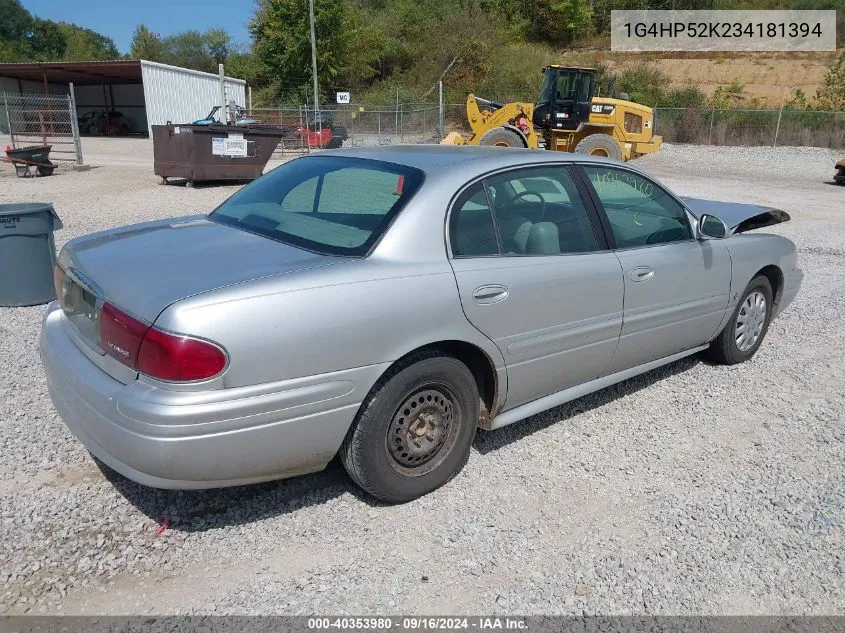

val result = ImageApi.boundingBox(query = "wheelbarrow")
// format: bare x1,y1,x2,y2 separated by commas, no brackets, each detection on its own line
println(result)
4,145,55,178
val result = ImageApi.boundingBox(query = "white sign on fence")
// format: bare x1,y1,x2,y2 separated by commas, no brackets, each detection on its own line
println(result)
336,92,351,104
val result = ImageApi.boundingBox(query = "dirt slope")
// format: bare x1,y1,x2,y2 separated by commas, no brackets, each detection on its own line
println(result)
600,51,842,106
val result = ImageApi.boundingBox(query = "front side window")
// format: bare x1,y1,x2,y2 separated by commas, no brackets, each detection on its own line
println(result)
582,166,692,249
557,73,574,101
211,156,423,256
486,167,599,255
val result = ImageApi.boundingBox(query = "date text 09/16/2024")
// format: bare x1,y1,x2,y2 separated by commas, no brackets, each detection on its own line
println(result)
307,618,528,630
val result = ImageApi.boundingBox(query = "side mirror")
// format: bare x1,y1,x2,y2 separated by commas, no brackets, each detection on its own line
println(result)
697,214,728,240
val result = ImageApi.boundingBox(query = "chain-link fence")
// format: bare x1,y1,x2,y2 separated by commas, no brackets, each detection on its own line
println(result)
1,92,83,166
247,102,845,154
654,107,845,149
246,104,443,157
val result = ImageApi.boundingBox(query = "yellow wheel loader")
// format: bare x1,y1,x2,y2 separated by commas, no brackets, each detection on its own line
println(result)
441,66,662,161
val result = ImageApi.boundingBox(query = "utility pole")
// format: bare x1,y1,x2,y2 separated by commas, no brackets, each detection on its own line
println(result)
308,0,320,127
218,63,227,124
438,80,444,139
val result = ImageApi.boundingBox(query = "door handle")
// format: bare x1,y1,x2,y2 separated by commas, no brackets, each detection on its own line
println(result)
630,266,655,282
472,284,509,305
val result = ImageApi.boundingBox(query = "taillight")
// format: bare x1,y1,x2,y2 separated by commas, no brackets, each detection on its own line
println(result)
53,265,65,305
100,303,149,368
99,302,227,382
137,329,227,382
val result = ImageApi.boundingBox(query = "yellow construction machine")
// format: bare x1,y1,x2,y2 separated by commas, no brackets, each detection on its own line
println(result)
442,66,662,161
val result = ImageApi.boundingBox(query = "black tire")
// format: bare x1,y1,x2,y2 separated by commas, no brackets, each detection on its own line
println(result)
479,127,525,148
340,351,479,503
37,164,54,177
706,275,774,365
574,133,623,160
325,125,347,149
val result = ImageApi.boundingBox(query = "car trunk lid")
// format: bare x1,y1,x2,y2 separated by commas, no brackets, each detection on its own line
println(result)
56,215,348,377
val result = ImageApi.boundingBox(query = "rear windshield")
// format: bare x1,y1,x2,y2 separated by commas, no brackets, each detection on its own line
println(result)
210,156,424,256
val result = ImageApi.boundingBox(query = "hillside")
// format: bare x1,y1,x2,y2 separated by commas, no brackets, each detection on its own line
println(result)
601,51,842,107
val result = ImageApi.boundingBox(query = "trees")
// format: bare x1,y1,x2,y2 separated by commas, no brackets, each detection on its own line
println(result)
129,25,166,61
0,0,117,62
0,0,33,50
129,25,233,74
251,0,352,100
59,24,119,61
814,55,845,111
205,28,231,66
530,0,592,44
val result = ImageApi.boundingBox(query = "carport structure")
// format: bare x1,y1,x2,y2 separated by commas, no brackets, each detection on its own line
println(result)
0,60,247,137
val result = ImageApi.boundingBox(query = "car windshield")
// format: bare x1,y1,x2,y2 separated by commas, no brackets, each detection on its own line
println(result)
210,156,424,256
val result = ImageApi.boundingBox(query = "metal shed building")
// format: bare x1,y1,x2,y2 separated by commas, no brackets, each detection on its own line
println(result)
0,60,247,136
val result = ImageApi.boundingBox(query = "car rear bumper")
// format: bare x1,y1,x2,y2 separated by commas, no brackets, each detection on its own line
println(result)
40,305,386,489
775,267,803,317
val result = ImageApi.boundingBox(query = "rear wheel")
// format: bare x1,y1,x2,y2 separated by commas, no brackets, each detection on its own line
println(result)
325,125,347,149
479,127,525,148
574,133,623,160
706,275,773,365
340,351,479,503
37,164,54,177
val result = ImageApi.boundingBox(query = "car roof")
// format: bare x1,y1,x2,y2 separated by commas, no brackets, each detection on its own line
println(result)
316,144,618,174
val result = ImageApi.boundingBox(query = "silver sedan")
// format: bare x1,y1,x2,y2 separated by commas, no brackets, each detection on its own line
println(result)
41,146,803,502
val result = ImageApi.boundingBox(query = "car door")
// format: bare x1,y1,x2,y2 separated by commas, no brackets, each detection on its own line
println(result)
448,165,624,410
579,165,732,374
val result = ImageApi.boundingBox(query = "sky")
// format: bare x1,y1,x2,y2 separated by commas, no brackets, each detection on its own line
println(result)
23,0,253,54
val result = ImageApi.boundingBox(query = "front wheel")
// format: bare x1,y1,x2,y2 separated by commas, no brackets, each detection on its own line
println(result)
706,275,773,365
324,126,347,149
479,127,525,148
340,351,479,503
574,133,623,160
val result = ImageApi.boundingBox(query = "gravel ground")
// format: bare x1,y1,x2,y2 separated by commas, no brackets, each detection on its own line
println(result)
0,141,843,615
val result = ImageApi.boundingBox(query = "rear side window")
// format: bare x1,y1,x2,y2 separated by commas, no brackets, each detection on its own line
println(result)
450,183,499,257
211,157,423,256
486,167,598,255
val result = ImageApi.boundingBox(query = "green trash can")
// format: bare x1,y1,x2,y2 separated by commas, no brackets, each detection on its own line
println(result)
0,203,63,307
